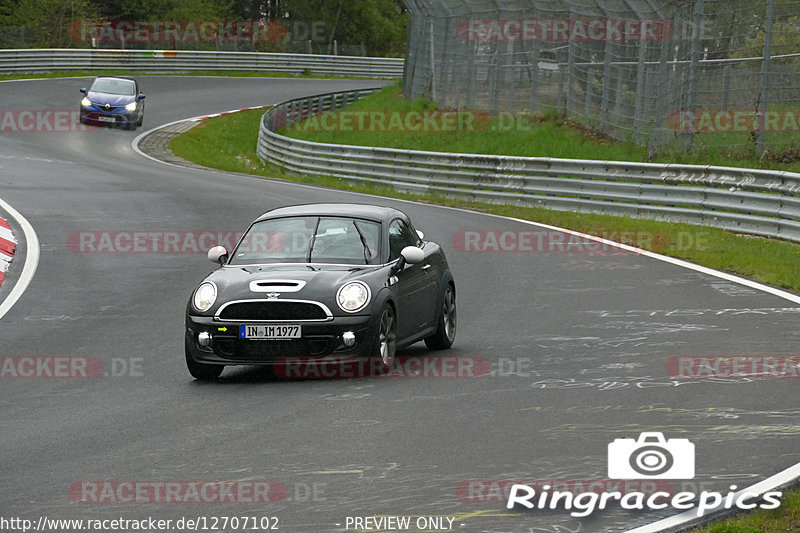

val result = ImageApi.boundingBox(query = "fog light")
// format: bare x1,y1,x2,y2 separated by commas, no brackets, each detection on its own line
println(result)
198,331,212,347
342,331,356,347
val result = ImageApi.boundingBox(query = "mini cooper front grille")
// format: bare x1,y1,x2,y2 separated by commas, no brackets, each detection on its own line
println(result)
217,301,330,321
241,340,330,358
213,339,332,360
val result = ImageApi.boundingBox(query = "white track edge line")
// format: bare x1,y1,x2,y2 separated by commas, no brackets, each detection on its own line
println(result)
0,197,40,320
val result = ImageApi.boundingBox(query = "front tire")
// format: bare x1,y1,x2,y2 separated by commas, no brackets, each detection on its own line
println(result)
372,304,397,373
185,339,224,380
425,283,456,350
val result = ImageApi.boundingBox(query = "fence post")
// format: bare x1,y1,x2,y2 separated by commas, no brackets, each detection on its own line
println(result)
721,64,731,111
429,19,436,101
757,0,775,156
634,39,648,144
684,0,705,151
585,65,595,116
567,8,577,118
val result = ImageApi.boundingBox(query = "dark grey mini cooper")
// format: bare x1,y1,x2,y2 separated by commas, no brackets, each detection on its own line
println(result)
185,204,456,380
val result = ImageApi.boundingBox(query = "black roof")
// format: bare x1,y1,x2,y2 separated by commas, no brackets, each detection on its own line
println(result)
255,203,409,224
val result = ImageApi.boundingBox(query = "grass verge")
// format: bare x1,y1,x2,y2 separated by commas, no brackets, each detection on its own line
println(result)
281,83,800,172
169,106,800,293
687,488,800,533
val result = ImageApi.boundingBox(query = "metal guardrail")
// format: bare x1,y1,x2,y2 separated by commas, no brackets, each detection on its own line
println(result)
257,89,800,244
0,48,404,78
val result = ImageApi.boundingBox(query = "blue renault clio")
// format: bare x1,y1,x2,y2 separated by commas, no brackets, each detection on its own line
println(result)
79,77,145,130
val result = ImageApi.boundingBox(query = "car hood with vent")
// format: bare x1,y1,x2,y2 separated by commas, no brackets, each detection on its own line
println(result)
86,91,136,107
195,263,390,317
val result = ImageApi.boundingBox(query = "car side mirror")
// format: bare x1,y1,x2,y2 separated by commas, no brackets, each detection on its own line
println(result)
138,94,146,100
80,88,87,93
392,246,425,272
207,246,228,265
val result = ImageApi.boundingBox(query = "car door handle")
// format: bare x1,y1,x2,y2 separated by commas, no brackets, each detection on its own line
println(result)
422,264,432,270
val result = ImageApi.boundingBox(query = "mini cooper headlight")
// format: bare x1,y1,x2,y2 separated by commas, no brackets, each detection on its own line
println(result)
193,282,217,312
81,97,92,107
124,101,137,112
337,281,370,313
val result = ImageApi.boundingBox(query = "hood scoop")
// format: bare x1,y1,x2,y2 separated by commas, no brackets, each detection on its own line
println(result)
249,279,307,294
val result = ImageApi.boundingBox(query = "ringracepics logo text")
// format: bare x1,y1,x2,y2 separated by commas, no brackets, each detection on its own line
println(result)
506,482,782,517
506,433,783,517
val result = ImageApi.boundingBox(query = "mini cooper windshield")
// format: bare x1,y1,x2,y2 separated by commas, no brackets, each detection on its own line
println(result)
230,216,382,266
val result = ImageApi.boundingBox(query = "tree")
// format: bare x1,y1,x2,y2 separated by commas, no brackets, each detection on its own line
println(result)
4,0,97,47
280,0,407,56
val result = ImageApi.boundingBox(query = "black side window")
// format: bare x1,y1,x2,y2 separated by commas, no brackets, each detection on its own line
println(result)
388,219,419,261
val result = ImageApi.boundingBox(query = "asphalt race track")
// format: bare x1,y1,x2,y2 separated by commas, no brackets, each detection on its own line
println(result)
1,76,799,533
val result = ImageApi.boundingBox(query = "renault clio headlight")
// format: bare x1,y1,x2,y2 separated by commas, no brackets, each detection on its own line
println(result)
193,282,217,312
81,97,92,107
336,281,370,313
124,101,137,112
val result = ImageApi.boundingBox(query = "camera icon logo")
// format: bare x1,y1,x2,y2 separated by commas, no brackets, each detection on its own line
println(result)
608,432,695,479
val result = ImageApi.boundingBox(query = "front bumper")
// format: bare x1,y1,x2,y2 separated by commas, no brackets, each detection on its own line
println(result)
80,107,138,126
185,313,379,366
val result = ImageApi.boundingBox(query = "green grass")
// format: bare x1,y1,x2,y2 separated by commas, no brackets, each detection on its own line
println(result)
280,83,800,172
0,69,380,82
169,106,800,294
687,488,800,533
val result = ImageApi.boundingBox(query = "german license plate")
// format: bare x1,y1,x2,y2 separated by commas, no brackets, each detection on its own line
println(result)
240,324,301,339
98,116,116,123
